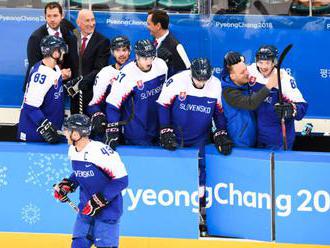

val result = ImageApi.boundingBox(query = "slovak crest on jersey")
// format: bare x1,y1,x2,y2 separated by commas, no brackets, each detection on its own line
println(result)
136,80,144,90
179,91,187,101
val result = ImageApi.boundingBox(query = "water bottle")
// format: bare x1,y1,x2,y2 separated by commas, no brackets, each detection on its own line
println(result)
301,123,313,136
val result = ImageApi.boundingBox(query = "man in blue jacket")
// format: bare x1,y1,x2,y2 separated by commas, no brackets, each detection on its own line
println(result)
220,51,278,147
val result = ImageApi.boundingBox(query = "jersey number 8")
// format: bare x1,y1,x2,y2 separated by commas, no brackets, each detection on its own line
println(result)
34,73,47,84
290,79,297,89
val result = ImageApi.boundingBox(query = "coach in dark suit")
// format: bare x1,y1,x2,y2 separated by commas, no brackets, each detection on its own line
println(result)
24,2,76,91
147,9,190,77
68,9,110,115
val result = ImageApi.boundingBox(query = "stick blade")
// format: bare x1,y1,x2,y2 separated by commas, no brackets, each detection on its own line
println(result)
278,44,293,67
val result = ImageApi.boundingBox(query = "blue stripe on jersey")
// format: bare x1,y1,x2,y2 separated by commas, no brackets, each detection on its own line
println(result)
69,160,127,220
87,104,101,116
108,74,166,144
250,82,308,149
166,95,221,146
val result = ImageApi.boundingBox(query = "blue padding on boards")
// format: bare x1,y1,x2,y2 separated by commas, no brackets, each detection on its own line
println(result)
0,142,199,239
275,151,330,245
118,146,199,238
205,145,272,241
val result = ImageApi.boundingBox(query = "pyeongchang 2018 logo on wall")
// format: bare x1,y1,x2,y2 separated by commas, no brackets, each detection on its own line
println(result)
0,14,44,22
123,182,330,217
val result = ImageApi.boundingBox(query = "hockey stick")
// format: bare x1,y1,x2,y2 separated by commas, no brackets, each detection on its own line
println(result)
253,0,269,15
66,197,80,213
73,29,84,115
79,91,83,114
53,184,79,213
270,152,276,241
277,44,293,151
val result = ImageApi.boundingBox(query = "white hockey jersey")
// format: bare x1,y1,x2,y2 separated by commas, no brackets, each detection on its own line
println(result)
106,58,168,145
87,65,119,115
68,140,128,220
17,61,64,141
247,63,308,149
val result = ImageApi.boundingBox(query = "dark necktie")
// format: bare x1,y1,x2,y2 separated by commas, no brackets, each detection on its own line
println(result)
54,31,60,37
80,37,88,55
153,39,158,48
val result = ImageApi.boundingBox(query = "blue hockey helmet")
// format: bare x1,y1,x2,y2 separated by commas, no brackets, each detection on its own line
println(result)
134,39,156,58
191,58,212,81
111,35,130,51
64,114,91,137
256,45,278,62
40,35,68,57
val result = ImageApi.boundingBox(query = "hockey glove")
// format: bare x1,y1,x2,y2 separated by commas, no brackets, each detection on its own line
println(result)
160,127,177,151
53,178,76,203
36,119,59,144
91,112,107,135
213,130,233,155
64,76,84,97
105,123,120,150
274,102,296,120
82,193,108,216
157,47,172,63
224,51,244,67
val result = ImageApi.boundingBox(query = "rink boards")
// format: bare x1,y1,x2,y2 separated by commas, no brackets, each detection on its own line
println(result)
0,142,329,247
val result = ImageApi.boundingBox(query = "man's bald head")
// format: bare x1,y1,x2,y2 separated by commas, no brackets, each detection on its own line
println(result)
77,9,95,36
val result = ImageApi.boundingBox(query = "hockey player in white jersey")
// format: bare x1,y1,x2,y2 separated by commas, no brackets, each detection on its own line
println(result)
17,35,67,143
87,36,131,137
105,39,168,149
157,57,232,183
248,45,308,149
54,114,128,248
157,58,232,236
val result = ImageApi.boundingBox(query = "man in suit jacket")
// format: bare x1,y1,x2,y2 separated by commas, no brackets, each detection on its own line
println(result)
67,9,110,115
147,9,190,77
24,2,76,91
